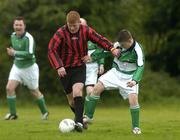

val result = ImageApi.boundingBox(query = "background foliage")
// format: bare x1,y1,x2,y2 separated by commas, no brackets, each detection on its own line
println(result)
0,0,180,103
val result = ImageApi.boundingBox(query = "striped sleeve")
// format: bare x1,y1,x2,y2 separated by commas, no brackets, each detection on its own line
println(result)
48,29,64,69
88,27,113,51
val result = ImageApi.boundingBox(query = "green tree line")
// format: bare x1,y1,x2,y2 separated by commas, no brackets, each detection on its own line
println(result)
0,0,180,102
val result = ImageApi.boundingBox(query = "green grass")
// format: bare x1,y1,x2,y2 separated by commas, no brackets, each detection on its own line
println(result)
0,104,180,140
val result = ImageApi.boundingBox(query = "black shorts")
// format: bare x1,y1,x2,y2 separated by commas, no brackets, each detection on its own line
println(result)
60,64,86,94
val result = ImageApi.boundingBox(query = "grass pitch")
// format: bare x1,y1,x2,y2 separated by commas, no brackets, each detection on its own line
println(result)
0,104,180,140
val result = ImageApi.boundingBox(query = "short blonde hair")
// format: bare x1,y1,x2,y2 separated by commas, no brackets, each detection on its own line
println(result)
66,11,80,24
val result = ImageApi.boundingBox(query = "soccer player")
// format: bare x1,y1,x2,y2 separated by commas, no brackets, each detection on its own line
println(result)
5,16,49,120
48,11,119,132
84,29,145,134
80,18,105,96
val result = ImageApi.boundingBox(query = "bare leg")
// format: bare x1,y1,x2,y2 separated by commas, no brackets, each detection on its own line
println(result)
92,81,105,96
86,85,94,96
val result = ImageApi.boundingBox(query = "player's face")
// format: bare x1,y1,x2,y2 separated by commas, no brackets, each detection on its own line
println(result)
120,39,133,49
67,21,80,34
13,20,25,37
120,42,130,49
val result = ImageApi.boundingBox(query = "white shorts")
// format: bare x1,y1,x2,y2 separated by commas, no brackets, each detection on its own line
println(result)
85,62,98,86
98,68,139,99
8,63,39,90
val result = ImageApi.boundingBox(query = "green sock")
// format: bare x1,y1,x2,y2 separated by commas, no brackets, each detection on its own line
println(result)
84,95,90,114
36,96,48,114
7,95,16,115
84,95,100,119
130,106,140,128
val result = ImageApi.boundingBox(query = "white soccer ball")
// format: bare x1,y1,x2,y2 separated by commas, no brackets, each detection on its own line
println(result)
59,118,75,133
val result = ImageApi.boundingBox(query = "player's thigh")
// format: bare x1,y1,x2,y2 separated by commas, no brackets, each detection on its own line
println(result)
85,71,98,86
72,64,86,84
98,68,120,89
22,63,39,90
8,64,22,83
85,63,98,86
119,84,139,100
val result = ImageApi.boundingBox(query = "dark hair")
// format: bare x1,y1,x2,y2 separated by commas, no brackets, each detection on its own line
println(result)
117,29,132,42
13,16,26,24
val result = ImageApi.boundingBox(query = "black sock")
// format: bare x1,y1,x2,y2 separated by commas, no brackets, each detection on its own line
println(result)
74,96,84,124
70,106,75,114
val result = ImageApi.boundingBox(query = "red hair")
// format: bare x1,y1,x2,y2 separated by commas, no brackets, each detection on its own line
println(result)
66,11,80,24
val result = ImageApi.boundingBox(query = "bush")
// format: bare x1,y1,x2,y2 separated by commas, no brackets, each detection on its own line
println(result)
140,68,180,102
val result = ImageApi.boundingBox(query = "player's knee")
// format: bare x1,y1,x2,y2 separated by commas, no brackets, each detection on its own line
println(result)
6,85,15,95
73,89,83,96
129,94,139,106
30,89,42,98
86,86,94,95
93,82,104,95
73,85,83,96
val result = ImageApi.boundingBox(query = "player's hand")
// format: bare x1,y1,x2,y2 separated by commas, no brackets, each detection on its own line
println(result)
57,67,66,78
7,47,15,56
98,64,104,75
127,80,137,87
82,55,92,63
111,48,121,57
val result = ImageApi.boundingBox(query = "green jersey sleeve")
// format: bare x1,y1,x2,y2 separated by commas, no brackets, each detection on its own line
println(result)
91,49,112,62
132,66,144,82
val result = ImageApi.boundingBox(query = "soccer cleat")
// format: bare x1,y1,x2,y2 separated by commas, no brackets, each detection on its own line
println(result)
74,122,83,132
42,112,49,120
83,115,93,124
132,127,141,134
83,121,88,130
4,113,18,120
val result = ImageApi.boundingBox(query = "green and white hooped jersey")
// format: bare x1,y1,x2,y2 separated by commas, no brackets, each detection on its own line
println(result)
113,41,144,82
11,32,36,68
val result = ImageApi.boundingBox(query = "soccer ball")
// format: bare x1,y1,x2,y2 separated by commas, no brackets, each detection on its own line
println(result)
59,118,75,133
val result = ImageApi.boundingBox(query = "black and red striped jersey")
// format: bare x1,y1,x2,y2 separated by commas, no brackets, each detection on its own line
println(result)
48,24,113,69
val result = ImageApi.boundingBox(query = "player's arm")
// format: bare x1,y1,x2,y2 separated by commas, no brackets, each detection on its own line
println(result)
127,45,144,87
127,66,144,87
13,37,35,58
95,47,105,75
90,48,112,62
48,30,64,69
88,27,120,57
132,66,144,82
132,46,145,83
